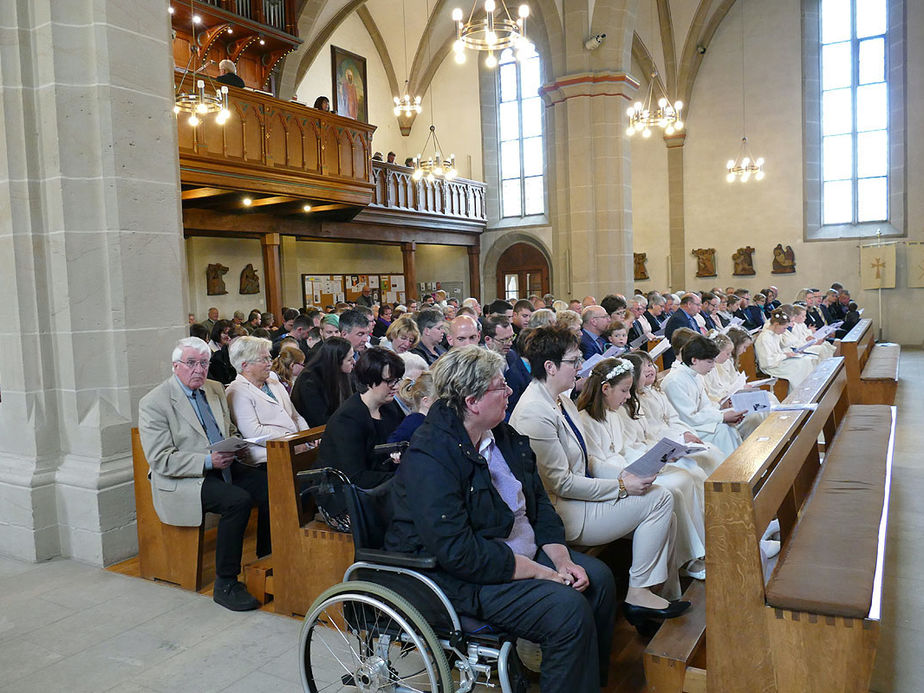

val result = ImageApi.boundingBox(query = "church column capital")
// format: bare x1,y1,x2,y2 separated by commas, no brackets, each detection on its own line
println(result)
664,131,686,148
539,71,640,107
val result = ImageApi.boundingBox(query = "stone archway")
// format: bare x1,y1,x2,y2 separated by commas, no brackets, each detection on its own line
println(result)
482,232,553,303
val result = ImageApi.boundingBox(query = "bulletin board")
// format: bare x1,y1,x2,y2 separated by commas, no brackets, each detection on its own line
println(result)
302,273,406,308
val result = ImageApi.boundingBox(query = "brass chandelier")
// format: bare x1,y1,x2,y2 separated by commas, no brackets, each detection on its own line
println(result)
625,71,684,138
451,1,532,68
393,0,422,118
172,3,230,127
725,0,765,182
412,125,457,182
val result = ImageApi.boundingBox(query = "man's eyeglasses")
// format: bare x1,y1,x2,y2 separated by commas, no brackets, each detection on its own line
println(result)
494,336,515,345
176,359,210,370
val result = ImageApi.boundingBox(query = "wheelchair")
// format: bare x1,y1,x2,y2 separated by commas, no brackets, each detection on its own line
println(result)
297,468,529,693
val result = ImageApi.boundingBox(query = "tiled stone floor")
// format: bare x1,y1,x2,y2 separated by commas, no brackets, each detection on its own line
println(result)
1,349,922,692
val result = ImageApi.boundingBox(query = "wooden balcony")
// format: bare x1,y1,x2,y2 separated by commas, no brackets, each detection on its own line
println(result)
359,161,487,234
177,74,376,209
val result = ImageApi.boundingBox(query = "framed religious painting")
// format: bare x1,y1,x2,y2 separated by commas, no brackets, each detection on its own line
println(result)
331,46,368,123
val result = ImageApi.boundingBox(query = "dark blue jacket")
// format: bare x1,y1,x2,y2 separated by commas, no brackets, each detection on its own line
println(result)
505,348,531,421
384,400,566,615
662,309,700,368
579,329,607,360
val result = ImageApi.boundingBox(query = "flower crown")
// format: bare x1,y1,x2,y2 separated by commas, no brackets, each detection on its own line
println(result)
603,358,633,381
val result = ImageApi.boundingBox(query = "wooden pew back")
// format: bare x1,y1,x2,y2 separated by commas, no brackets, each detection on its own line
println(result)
836,318,873,400
266,426,354,617
705,357,847,690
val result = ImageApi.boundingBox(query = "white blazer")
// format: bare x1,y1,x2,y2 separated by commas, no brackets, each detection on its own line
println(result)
510,380,621,542
225,374,308,464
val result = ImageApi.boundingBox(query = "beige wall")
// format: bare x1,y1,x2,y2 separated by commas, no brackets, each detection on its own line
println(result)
632,0,924,344
185,237,265,321
416,244,470,299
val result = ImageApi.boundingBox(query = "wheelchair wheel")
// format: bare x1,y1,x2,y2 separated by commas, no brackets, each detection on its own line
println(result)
299,580,454,692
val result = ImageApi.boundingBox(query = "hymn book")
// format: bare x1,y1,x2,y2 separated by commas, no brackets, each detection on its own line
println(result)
623,438,706,477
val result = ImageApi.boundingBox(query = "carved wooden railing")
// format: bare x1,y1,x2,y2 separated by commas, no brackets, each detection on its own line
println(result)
368,162,486,226
176,73,376,205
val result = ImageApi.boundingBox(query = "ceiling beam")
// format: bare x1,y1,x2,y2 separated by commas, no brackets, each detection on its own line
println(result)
246,195,301,207
181,187,233,200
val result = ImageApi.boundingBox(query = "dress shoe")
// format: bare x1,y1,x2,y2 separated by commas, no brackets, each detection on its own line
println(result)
213,579,260,611
622,600,691,627
680,562,706,580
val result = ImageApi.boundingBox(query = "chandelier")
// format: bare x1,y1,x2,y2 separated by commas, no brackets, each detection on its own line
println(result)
412,125,457,182
173,2,230,126
451,1,532,68
393,0,422,118
725,0,765,182
625,72,683,138
726,137,765,182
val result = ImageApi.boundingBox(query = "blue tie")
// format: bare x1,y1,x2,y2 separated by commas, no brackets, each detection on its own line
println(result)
559,402,591,477
195,389,231,483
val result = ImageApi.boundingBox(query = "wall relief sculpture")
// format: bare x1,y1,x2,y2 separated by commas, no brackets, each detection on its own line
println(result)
206,263,229,295
771,243,796,274
240,263,261,294
692,248,717,277
732,246,756,276
634,253,649,280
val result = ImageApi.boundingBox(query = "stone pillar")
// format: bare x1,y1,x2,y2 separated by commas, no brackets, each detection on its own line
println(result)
402,242,418,301
666,134,687,290
0,1,185,564
541,72,639,299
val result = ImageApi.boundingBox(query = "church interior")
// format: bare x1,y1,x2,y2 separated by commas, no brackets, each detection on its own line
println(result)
0,0,922,690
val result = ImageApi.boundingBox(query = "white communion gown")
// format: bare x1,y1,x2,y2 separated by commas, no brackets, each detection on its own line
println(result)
787,322,837,360
754,329,817,392
703,359,775,440
580,407,706,567
661,363,743,457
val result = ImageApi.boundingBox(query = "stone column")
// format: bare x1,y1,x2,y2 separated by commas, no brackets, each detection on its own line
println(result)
541,72,639,299
0,1,185,564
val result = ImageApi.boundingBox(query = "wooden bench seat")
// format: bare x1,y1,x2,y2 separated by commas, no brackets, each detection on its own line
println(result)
765,405,893,619
643,358,852,692
858,343,900,404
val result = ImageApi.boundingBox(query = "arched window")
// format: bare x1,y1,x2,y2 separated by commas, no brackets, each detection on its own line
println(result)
497,46,544,218
804,0,905,239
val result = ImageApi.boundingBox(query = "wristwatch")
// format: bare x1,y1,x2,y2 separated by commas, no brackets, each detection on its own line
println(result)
617,477,629,501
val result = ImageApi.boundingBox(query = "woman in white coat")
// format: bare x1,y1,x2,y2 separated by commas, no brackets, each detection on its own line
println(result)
226,336,309,464
661,336,745,457
788,305,837,360
703,332,771,440
577,357,707,579
753,310,816,392
510,325,689,626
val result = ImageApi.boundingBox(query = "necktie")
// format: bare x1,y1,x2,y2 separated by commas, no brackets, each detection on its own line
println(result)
195,389,231,483
559,401,591,477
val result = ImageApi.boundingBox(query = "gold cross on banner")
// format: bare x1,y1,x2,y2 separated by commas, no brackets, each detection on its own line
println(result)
870,257,886,279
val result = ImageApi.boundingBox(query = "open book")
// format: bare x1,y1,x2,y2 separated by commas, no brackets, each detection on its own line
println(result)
578,345,628,378
623,437,706,477
206,434,273,452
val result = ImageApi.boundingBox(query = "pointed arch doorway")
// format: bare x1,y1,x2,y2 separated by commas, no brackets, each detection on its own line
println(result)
496,242,550,301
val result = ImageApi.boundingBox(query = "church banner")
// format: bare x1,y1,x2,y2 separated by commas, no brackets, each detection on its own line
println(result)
859,244,896,290
907,243,924,289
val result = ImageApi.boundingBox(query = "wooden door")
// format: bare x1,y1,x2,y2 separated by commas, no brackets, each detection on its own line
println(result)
496,242,549,301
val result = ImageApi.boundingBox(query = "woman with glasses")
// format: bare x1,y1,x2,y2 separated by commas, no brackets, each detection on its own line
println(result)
510,325,687,631
225,336,309,465
318,346,406,489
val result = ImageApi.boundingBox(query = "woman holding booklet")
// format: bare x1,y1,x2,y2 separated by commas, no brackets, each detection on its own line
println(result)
510,325,689,630
785,305,837,360
704,331,775,439
577,356,708,580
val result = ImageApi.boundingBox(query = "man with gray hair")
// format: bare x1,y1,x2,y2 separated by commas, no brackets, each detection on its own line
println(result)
138,337,269,611
215,59,245,88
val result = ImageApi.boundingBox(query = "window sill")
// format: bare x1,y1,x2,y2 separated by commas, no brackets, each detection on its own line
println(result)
487,214,550,231
805,221,903,242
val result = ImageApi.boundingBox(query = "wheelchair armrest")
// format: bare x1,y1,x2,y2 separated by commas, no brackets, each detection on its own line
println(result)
354,548,438,570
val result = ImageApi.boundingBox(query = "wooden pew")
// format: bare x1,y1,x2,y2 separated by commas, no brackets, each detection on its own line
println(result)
738,343,789,401
132,427,205,590
644,357,852,691
836,318,900,404
265,427,354,617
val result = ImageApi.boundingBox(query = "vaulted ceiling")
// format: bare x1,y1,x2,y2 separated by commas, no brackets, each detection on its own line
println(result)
279,0,743,120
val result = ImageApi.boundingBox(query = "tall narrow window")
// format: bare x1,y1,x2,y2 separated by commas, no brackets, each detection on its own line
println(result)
820,0,888,225
498,46,544,218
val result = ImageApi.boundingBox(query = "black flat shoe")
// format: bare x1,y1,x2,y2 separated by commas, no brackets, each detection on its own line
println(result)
622,600,691,626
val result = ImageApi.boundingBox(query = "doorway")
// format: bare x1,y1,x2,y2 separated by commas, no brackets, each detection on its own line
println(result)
496,242,550,301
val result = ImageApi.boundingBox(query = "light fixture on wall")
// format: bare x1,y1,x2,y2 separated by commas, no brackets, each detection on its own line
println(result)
451,1,532,68
394,0,422,117
412,125,457,182
173,1,230,127
726,0,765,182
624,71,684,138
